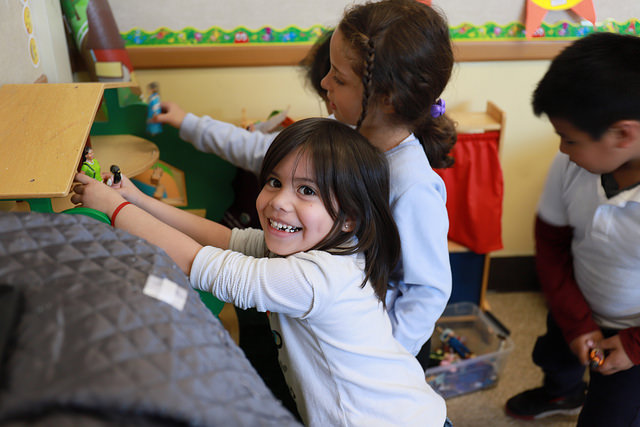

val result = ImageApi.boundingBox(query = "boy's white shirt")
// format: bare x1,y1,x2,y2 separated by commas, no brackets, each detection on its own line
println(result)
190,228,446,427
537,152,640,329
179,113,452,355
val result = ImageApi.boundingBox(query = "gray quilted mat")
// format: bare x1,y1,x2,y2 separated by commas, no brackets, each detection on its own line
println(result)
0,212,300,426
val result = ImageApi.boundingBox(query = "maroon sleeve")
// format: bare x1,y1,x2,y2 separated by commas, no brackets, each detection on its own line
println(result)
619,328,640,365
535,215,599,343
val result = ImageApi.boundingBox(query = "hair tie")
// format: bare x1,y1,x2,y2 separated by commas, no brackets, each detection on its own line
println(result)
430,98,446,118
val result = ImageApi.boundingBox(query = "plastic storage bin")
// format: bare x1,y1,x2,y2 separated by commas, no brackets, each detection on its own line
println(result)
425,302,513,399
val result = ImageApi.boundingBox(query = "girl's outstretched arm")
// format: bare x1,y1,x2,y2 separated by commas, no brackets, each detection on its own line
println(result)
72,173,230,273
112,174,231,249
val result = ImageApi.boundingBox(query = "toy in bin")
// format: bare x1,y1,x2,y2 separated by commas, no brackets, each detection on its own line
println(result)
425,302,514,399
439,327,473,360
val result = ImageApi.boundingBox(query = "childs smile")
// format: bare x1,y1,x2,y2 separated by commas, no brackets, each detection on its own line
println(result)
269,218,302,233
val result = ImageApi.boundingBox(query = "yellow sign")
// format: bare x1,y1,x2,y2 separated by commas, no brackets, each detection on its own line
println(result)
526,0,596,38
531,0,584,10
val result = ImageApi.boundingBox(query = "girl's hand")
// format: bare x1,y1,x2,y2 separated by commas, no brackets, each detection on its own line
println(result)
569,330,604,366
72,172,125,217
594,335,634,375
111,174,146,205
153,101,187,129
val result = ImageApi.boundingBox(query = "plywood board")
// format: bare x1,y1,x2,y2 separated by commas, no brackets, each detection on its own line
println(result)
0,83,104,199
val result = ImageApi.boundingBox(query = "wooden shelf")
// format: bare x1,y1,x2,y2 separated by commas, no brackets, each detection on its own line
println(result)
448,101,505,134
126,40,571,69
91,134,159,178
0,83,104,199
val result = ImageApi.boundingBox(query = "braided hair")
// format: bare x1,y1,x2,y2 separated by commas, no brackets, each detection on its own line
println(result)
339,0,456,168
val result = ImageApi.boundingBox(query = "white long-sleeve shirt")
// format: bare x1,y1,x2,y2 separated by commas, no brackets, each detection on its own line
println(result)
180,113,452,354
538,152,640,330
190,228,447,427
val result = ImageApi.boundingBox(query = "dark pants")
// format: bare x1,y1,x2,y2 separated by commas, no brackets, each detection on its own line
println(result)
416,338,432,370
235,308,302,421
535,313,640,426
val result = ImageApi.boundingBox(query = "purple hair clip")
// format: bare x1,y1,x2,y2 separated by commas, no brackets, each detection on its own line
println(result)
430,98,446,118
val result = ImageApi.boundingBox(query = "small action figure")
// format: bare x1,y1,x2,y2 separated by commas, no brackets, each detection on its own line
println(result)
146,82,162,136
80,146,101,181
439,327,473,359
106,164,121,187
589,347,605,369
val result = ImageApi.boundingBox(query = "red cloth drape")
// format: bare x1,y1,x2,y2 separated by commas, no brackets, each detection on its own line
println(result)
435,131,504,254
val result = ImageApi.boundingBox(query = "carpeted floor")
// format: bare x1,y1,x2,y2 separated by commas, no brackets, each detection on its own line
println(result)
445,291,579,427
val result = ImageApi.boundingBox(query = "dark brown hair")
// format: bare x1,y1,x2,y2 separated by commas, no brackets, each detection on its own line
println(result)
300,29,334,102
259,118,401,303
339,0,456,168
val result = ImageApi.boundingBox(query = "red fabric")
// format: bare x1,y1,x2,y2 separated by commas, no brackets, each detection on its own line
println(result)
619,328,640,365
535,216,599,344
435,131,503,254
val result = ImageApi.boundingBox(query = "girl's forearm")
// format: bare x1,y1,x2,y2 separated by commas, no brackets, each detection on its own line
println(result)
111,202,201,274
129,189,232,249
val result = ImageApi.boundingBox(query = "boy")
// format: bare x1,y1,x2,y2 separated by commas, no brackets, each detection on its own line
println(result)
505,32,640,426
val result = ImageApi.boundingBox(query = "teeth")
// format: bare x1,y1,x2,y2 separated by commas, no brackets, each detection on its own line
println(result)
270,219,301,233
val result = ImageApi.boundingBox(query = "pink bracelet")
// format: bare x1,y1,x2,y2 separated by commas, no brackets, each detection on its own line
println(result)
110,201,131,226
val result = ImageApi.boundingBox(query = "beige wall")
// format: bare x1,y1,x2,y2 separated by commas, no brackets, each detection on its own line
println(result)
136,59,559,257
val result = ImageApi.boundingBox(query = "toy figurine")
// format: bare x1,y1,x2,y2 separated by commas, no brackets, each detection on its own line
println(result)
106,164,121,187
80,146,102,181
589,347,605,369
146,82,162,136
439,327,473,359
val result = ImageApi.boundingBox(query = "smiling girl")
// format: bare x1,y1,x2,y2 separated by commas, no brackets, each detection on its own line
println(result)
155,1,456,364
72,118,448,426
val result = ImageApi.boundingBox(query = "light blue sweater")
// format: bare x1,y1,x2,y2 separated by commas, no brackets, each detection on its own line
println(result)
180,113,452,354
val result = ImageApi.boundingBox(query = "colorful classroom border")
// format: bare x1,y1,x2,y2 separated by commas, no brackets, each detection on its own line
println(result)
122,19,639,47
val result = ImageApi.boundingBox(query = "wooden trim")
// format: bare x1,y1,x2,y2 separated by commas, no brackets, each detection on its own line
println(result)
452,40,571,62
127,40,571,69
127,45,312,69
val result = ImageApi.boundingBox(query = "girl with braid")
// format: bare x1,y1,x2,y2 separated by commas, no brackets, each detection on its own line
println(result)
155,0,455,407
321,0,455,366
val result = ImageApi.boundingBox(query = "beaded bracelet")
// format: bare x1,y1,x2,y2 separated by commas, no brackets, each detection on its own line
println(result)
110,201,131,226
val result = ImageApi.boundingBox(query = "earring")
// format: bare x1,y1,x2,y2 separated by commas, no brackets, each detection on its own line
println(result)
342,223,351,232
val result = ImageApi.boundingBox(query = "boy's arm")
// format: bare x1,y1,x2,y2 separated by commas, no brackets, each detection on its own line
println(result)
619,328,640,365
535,215,600,343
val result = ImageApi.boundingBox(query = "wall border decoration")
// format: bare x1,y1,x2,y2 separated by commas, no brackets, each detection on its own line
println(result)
123,19,640,68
